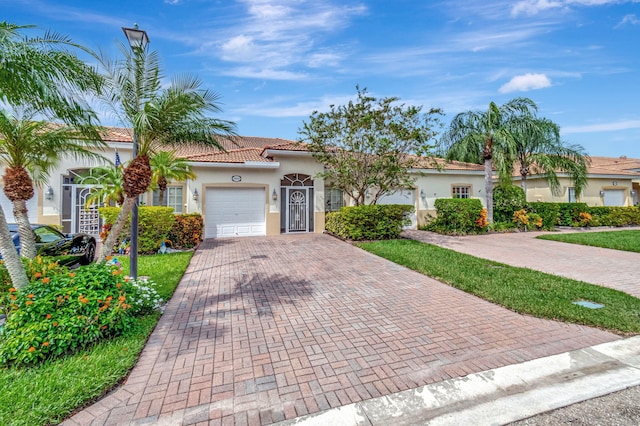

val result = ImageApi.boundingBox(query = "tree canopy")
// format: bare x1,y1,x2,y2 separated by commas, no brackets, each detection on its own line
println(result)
299,87,442,206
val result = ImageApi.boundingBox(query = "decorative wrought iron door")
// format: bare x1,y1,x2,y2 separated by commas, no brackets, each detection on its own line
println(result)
287,188,308,232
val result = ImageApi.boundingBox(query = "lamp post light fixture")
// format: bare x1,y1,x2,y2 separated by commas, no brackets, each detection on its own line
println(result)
122,24,149,280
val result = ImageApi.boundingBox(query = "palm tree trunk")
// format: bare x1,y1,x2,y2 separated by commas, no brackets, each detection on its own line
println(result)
13,199,36,259
484,158,494,223
0,207,29,289
158,189,165,205
96,196,136,263
521,174,528,198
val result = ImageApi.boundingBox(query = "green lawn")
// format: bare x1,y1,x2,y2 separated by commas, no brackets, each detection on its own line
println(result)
537,230,640,253
358,239,640,335
0,252,193,426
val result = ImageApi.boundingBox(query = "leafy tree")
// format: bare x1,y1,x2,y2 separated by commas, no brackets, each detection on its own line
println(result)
94,38,236,262
440,98,538,222
299,87,442,206
0,109,106,260
78,163,126,207
150,151,196,205
507,116,590,197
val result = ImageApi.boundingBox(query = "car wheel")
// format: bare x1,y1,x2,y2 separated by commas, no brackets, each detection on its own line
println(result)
81,241,96,265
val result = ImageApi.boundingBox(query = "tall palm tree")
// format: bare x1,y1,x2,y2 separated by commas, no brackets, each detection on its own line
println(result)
440,98,538,222
0,108,106,260
507,116,590,197
150,151,196,205
95,40,236,262
78,163,126,207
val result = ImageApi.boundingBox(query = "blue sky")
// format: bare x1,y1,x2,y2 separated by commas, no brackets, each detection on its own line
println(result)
7,0,640,157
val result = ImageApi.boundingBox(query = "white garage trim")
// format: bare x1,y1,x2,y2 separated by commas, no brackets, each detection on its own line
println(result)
377,189,417,229
205,187,266,238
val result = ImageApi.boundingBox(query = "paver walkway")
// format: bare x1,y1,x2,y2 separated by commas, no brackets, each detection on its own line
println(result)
65,234,618,426
403,228,640,298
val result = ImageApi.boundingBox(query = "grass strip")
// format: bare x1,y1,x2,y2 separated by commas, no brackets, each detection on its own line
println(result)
358,239,640,335
537,230,640,253
0,251,193,426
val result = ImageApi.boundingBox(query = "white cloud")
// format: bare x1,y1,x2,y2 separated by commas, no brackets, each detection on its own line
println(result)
616,14,640,28
164,0,181,4
511,0,638,16
499,73,552,93
563,120,640,133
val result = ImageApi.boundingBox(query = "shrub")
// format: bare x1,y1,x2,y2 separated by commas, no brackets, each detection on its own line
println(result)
493,184,526,223
526,202,561,230
553,202,589,226
167,214,204,249
428,198,487,235
588,206,640,227
325,204,413,241
100,206,176,254
512,209,543,231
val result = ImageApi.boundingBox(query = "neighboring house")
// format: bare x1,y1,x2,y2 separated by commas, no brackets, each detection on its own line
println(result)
0,126,491,238
517,156,640,207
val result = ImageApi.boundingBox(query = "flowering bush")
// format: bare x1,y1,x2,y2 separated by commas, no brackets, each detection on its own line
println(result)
512,209,543,231
475,208,489,228
126,276,163,315
575,212,593,227
0,259,163,366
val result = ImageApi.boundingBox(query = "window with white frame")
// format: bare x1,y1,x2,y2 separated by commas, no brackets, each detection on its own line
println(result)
152,186,183,213
567,187,576,203
452,186,470,199
326,188,344,211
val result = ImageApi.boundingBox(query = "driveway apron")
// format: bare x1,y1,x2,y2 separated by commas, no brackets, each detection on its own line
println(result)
64,234,618,426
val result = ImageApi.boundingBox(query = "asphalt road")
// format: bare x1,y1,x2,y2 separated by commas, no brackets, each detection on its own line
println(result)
509,385,640,425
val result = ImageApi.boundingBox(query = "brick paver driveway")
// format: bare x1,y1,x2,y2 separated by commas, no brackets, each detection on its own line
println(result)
66,234,618,426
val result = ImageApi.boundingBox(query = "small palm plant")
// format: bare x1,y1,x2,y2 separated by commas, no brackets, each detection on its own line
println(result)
78,163,126,207
150,151,196,205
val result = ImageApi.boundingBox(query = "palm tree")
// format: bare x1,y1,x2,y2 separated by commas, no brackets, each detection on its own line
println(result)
440,98,538,222
0,108,106,262
94,40,236,262
507,116,590,197
150,151,196,205
0,22,101,129
78,163,126,207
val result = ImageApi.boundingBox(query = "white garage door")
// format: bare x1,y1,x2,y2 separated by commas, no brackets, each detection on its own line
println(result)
205,187,266,238
603,189,625,206
378,189,417,229
0,191,38,223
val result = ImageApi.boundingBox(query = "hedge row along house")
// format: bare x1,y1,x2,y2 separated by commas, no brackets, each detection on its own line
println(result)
0,126,637,239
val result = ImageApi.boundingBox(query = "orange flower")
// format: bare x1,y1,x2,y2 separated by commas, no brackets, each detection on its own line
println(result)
28,346,36,352
42,277,50,284
46,314,52,319
112,270,121,276
69,272,75,278
8,287,16,293
9,294,16,300
106,255,112,261
101,325,107,330
34,272,42,278
116,283,122,288
52,322,58,327
118,295,126,302
42,342,50,347
25,300,33,305
124,277,130,282
26,293,34,298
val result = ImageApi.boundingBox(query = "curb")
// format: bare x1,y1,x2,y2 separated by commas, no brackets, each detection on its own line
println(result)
274,336,640,426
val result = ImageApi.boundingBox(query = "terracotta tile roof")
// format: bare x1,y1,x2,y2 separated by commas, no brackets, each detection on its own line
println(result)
183,148,271,163
100,127,132,142
411,156,484,171
588,156,640,173
263,142,310,151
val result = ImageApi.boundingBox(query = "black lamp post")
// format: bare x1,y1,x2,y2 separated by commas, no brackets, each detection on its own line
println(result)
122,24,149,279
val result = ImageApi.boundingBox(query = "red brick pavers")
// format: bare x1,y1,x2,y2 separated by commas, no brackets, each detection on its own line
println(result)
64,234,618,426
403,228,640,298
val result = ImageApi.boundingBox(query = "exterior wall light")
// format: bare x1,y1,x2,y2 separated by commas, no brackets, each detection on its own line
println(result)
45,186,54,200
599,190,605,197
193,189,199,201
272,189,278,201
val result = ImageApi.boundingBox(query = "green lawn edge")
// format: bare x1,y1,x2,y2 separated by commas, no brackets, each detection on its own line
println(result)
537,230,640,253
358,239,640,335
0,251,193,426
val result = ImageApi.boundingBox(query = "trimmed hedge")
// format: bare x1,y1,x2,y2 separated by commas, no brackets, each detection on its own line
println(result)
526,202,561,230
588,206,640,227
428,198,487,235
100,207,175,254
325,204,413,241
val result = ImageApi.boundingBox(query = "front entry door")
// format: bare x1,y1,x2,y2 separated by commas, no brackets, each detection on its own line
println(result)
287,188,308,232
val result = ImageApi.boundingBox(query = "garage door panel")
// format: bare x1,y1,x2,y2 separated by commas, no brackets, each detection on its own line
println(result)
205,187,266,238
603,189,625,207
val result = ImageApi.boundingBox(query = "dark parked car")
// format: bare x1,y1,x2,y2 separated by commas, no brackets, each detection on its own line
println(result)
4,224,96,266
